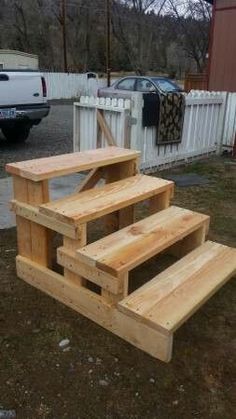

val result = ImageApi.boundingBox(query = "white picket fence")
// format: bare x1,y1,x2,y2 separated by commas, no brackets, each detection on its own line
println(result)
43,72,106,100
73,91,235,171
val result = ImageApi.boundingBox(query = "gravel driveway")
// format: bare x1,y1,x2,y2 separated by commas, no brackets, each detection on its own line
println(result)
0,102,73,178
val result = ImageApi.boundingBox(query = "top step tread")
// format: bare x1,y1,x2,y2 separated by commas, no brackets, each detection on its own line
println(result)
39,174,174,225
118,241,236,333
5,146,140,181
76,206,210,276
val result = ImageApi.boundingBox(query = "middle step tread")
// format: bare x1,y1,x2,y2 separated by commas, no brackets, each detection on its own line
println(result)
76,206,210,277
39,174,174,225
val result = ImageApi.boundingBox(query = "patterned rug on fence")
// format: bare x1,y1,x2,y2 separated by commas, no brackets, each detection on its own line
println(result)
156,92,185,145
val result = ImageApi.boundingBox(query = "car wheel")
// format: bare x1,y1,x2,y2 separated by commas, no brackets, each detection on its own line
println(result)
2,123,31,143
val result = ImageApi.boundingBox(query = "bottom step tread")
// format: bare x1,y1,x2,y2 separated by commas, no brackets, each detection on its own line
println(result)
118,241,236,334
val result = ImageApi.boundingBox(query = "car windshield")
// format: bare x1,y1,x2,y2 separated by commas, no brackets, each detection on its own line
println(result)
151,78,180,93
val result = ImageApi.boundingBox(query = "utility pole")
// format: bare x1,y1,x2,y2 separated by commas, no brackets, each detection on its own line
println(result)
62,0,68,73
106,0,111,87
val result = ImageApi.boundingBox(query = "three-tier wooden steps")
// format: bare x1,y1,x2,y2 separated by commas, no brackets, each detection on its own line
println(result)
6,146,236,362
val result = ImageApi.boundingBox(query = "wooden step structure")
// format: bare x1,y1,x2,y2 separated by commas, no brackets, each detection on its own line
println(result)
6,146,236,363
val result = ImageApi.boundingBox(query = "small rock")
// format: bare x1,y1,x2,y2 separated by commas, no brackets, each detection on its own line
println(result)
88,357,94,363
114,357,119,362
88,369,93,374
177,384,185,392
172,400,179,406
149,378,155,384
63,346,71,352
58,339,70,349
56,363,60,368
96,357,102,365
135,392,139,397
99,379,109,386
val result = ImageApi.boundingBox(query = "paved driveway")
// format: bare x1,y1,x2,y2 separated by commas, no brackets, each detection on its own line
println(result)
0,102,74,179
0,102,84,228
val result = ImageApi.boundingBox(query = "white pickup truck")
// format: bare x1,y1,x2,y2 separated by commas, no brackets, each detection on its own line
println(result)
0,70,50,143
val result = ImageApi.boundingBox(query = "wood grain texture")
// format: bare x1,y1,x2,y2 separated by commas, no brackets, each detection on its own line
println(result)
16,256,173,362
119,241,236,333
11,200,79,239
63,227,87,286
6,147,139,181
104,159,139,233
13,176,32,258
57,246,123,294
39,175,174,225
77,206,209,277
27,180,51,266
76,167,103,193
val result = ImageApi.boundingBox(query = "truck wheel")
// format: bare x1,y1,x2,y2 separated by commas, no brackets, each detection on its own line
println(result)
2,123,31,143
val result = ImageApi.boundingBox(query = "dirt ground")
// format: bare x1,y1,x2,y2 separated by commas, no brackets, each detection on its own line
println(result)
0,156,235,419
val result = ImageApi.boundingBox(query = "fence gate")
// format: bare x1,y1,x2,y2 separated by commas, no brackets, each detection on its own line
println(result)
74,91,235,172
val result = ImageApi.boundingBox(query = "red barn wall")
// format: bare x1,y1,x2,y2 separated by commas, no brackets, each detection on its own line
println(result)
208,0,236,92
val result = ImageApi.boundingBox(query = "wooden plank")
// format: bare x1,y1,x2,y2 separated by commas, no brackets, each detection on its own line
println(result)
76,206,210,277
104,159,139,233
57,246,123,294
5,147,140,181
39,175,174,226
76,167,103,193
16,256,173,362
63,226,87,286
11,200,79,239
149,189,172,214
27,180,51,266
97,109,116,146
13,176,32,258
101,272,129,304
119,241,236,333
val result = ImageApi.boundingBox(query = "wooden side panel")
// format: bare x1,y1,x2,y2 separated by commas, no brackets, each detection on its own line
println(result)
16,256,173,362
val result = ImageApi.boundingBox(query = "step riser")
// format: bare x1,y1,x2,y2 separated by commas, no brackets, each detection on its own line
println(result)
57,246,122,295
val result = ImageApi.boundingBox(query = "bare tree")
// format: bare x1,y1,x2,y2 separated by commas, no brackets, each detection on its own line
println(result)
112,0,168,74
167,0,211,72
